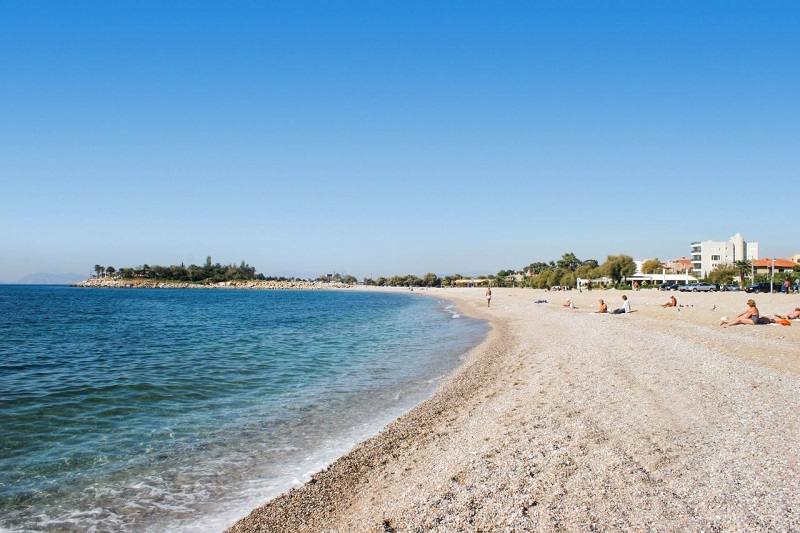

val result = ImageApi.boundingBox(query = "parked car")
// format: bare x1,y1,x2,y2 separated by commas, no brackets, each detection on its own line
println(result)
745,282,779,293
679,283,697,292
658,282,679,291
693,282,719,292
721,284,741,292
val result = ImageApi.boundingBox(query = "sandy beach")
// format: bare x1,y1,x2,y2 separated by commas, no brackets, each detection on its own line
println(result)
227,287,800,532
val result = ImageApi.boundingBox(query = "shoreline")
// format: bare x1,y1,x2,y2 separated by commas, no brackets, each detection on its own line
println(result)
226,287,509,531
226,287,799,531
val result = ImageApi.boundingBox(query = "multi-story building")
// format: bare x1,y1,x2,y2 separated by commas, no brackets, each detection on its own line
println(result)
690,233,759,278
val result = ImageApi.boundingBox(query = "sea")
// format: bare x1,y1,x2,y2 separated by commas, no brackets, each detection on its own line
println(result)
0,285,487,532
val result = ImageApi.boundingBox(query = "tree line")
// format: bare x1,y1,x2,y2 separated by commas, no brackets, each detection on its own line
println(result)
93,253,798,288
93,257,267,283
338,253,639,289
517,253,636,289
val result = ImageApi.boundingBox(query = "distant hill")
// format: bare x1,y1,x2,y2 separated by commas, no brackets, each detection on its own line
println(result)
14,272,86,285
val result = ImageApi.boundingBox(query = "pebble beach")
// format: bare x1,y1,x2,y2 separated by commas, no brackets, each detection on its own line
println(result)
227,287,800,532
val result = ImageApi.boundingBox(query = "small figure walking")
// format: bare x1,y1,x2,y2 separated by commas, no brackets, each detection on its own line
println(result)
486,287,492,307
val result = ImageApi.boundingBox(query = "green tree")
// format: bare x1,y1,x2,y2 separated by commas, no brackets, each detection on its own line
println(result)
105,266,116,278
556,252,581,272
560,272,576,288
641,259,663,274
546,268,565,288
150,265,167,279
523,262,551,275
601,255,636,286
94,264,105,278
708,263,738,284
530,272,548,288
342,274,357,284
443,274,463,287
574,264,594,280
734,260,752,284
422,272,440,287
405,275,422,287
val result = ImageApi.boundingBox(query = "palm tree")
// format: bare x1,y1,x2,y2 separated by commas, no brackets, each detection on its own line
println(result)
94,264,105,278
734,259,752,284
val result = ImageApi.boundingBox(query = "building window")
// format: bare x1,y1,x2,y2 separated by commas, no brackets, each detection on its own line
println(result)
711,255,721,261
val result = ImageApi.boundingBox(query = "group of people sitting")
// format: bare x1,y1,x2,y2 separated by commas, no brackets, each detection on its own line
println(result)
560,294,798,326
593,295,630,314
720,302,800,327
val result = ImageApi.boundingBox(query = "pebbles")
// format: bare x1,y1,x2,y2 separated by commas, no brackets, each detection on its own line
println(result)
226,288,799,532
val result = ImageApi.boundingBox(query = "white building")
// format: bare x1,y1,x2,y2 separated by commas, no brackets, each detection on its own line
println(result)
690,233,759,278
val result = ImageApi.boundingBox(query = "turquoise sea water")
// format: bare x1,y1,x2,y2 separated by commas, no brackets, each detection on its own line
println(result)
0,286,486,532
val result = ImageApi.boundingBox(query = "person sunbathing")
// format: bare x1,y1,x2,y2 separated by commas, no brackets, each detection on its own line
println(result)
720,300,760,327
595,299,607,313
775,307,800,320
661,295,677,308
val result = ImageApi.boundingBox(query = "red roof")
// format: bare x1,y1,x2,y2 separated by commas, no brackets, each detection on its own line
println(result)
752,258,796,268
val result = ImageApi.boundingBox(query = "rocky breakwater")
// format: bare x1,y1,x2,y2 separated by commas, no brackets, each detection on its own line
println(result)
72,278,352,290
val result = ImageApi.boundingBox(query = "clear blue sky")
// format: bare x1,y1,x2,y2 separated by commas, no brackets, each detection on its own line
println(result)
1,1,798,282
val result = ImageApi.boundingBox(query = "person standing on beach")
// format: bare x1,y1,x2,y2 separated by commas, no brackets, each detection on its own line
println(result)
612,295,630,314
486,287,492,307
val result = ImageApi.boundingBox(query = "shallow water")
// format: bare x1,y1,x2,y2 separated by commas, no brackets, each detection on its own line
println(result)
0,286,486,532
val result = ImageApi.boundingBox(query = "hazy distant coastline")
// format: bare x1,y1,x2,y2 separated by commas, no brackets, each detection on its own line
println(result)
11,273,85,285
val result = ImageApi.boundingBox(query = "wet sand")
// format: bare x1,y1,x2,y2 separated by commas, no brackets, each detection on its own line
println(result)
227,287,800,532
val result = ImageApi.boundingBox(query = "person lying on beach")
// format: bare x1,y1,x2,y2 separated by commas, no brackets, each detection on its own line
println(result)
661,295,677,308
595,299,608,313
720,300,761,327
611,295,630,314
775,307,800,320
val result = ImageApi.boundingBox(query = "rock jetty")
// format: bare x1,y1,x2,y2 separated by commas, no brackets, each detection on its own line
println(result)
72,278,351,290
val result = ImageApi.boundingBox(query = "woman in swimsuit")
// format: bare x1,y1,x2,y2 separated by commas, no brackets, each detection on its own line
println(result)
775,307,800,320
720,299,760,327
